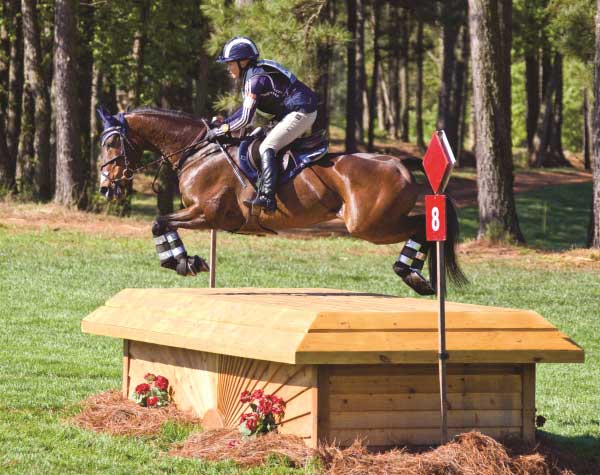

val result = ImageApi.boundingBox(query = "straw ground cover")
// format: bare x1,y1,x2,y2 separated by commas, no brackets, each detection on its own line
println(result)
0,182,598,473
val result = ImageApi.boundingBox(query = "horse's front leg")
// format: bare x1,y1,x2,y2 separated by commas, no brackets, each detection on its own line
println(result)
151,204,212,277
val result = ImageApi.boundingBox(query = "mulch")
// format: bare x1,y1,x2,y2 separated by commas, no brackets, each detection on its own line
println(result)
71,390,201,436
72,390,581,474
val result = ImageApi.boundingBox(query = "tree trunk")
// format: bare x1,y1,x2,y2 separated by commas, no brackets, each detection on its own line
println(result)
390,2,400,138
415,17,425,151
0,107,11,188
583,88,591,170
456,22,470,166
89,61,102,188
0,0,8,115
399,12,410,142
6,0,22,182
356,0,367,143
377,73,388,131
54,0,82,207
345,0,357,152
78,2,94,196
367,0,381,152
129,0,149,107
525,53,540,154
531,52,570,167
21,0,51,199
314,0,332,132
468,0,524,242
589,0,600,247
437,0,465,155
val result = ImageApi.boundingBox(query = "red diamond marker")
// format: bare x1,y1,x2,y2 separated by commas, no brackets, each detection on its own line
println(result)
423,130,456,194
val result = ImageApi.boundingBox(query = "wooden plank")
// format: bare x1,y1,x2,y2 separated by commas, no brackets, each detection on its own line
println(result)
522,364,536,444
328,392,523,412
296,330,584,364
82,310,305,364
317,366,331,445
328,374,522,395
327,410,523,430
327,364,522,376
278,413,313,439
311,310,555,332
326,427,522,447
122,339,130,398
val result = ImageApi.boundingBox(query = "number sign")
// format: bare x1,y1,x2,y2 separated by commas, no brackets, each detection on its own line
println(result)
426,194,447,241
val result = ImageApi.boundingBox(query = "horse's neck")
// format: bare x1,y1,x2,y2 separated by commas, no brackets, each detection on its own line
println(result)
128,112,206,160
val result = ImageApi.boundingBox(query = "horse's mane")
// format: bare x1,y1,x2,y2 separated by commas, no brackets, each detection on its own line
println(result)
127,106,205,124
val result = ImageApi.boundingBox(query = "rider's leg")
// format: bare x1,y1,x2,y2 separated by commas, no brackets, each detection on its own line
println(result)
245,111,317,211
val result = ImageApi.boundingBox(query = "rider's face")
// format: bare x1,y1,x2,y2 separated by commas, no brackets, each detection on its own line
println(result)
226,60,249,79
226,61,240,79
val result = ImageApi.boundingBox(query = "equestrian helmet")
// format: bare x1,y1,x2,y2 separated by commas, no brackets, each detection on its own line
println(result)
216,36,259,63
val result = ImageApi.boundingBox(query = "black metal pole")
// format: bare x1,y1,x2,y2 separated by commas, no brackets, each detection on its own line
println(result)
437,240,448,443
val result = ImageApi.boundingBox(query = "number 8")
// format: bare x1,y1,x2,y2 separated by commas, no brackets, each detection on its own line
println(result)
431,206,440,231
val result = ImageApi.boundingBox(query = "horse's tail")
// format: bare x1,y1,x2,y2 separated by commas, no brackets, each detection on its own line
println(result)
428,194,469,290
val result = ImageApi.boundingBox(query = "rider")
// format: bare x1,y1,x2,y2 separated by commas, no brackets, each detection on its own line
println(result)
205,36,319,212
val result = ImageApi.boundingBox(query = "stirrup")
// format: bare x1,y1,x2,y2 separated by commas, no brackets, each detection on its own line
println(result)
244,194,276,212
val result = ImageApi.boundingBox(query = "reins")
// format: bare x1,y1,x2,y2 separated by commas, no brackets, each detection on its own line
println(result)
99,117,248,194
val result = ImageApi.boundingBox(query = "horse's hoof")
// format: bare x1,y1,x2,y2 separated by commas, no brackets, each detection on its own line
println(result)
393,262,435,296
176,256,209,277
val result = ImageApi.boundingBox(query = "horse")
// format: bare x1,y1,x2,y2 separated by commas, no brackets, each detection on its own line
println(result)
97,107,467,295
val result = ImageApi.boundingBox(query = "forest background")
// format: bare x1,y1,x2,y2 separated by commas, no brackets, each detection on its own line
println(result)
0,0,599,247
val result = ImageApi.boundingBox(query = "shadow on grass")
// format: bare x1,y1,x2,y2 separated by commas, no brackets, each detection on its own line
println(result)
458,182,592,251
536,430,600,475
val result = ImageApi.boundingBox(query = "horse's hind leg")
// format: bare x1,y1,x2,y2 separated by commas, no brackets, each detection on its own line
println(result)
391,215,435,296
151,205,210,277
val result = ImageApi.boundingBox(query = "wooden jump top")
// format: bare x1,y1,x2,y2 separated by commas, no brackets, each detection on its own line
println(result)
81,288,584,365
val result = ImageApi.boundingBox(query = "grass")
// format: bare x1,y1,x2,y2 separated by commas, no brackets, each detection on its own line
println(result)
0,180,599,473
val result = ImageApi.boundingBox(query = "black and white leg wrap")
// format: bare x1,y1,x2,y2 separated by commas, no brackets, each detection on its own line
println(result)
153,231,187,270
397,239,429,271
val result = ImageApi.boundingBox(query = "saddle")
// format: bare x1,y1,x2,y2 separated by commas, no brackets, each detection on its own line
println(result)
237,128,329,190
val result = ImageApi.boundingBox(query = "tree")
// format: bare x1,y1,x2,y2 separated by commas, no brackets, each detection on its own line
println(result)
589,0,600,247
437,0,468,156
54,0,82,206
468,0,524,242
345,0,357,151
21,0,51,199
367,0,381,151
6,0,22,185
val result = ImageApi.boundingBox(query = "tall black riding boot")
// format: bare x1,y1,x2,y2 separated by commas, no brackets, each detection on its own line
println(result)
244,148,278,212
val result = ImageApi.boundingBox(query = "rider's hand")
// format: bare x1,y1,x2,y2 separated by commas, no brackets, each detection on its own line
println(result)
206,128,220,142
206,123,229,142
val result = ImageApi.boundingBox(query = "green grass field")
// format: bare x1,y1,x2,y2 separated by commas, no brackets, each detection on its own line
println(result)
0,181,599,474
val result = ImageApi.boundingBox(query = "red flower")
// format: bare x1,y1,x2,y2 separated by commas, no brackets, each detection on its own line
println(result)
244,412,259,431
272,403,285,415
251,389,264,400
240,390,252,403
258,399,273,414
144,373,156,382
146,396,159,407
154,375,169,391
135,383,151,394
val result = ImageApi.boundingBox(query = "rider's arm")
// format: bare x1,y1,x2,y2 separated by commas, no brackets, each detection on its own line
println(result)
215,76,264,136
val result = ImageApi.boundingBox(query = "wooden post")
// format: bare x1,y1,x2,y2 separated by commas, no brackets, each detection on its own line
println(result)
122,339,130,398
436,241,448,444
209,229,217,288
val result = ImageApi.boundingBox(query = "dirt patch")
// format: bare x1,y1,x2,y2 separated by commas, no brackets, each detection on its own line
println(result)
71,390,200,436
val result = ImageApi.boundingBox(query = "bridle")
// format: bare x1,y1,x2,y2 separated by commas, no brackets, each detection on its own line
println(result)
99,120,211,193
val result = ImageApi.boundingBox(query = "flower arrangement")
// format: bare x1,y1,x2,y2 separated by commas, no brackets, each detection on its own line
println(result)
238,389,286,437
131,373,170,407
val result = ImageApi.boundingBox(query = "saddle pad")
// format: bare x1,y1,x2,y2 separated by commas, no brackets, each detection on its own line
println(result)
238,138,328,190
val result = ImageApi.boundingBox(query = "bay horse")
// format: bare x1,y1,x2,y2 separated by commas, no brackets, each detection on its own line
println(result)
98,107,466,295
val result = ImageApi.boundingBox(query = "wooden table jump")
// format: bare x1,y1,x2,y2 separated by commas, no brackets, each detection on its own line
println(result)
82,288,584,447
